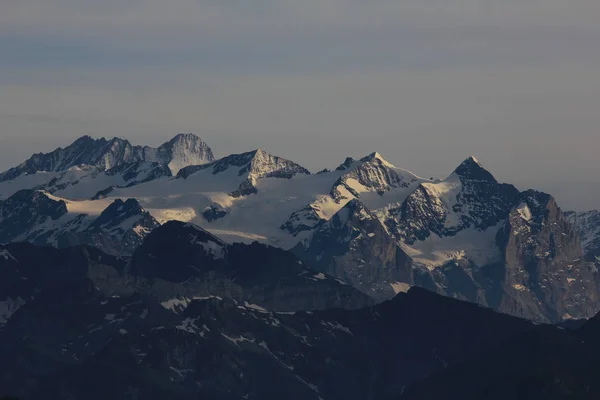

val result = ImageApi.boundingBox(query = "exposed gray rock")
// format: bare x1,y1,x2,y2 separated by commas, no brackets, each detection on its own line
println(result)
201,204,228,222
294,199,413,301
386,157,521,244
178,149,310,197
129,221,374,311
0,133,214,189
491,190,599,322
415,190,600,323
0,191,159,256
330,152,419,203
567,209,600,262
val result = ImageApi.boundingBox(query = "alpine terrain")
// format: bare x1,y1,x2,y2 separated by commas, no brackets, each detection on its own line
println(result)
1,134,600,399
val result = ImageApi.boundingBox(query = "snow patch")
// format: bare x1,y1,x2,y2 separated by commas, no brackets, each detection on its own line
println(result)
512,284,527,291
0,249,16,261
390,282,411,294
516,202,533,221
243,302,269,313
160,296,223,313
321,321,353,336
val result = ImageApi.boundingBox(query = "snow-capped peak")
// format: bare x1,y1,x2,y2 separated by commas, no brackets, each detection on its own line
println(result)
470,156,481,165
452,156,496,182
330,152,421,204
0,134,216,182
360,152,396,168
159,133,215,175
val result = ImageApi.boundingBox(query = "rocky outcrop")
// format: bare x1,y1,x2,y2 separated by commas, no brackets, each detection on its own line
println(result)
567,210,600,262
330,152,420,202
280,204,322,236
296,182,600,322
490,190,599,322
386,157,520,244
201,204,228,222
0,136,136,181
178,149,310,197
85,198,160,255
0,133,214,183
130,221,373,311
414,190,600,323
295,199,413,301
0,190,69,244
0,191,159,256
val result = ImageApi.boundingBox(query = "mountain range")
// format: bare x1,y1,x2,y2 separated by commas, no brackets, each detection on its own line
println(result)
1,134,600,399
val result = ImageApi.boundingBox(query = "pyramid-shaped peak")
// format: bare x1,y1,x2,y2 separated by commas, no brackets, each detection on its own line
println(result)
360,152,396,167
453,156,496,182
156,133,215,175
252,148,270,158
335,157,357,171
240,149,310,176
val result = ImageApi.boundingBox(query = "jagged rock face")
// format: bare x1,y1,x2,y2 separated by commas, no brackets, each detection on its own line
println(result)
86,198,160,254
0,190,68,244
0,133,214,184
293,177,599,322
280,204,322,236
201,204,228,222
490,190,599,322
130,221,373,311
106,161,172,185
567,210,600,262
0,245,539,400
0,136,142,182
178,149,310,197
143,133,215,175
330,152,420,202
280,156,600,322
88,162,173,200
386,157,520,244
295,199,413,301
336,156,357,171
410,190,599,323
229,149,310,197
0,191,159,256
282,152,422,237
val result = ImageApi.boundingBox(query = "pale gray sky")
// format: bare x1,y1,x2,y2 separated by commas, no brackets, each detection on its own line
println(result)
1,0,600,210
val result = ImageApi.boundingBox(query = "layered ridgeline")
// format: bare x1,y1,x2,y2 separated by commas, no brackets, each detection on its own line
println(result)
0,233,537,399
3,211,600,399
0,135,599,322
0,133,214,200
567,210,600,262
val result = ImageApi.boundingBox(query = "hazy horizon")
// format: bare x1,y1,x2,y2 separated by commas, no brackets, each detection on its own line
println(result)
1,0,600,210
